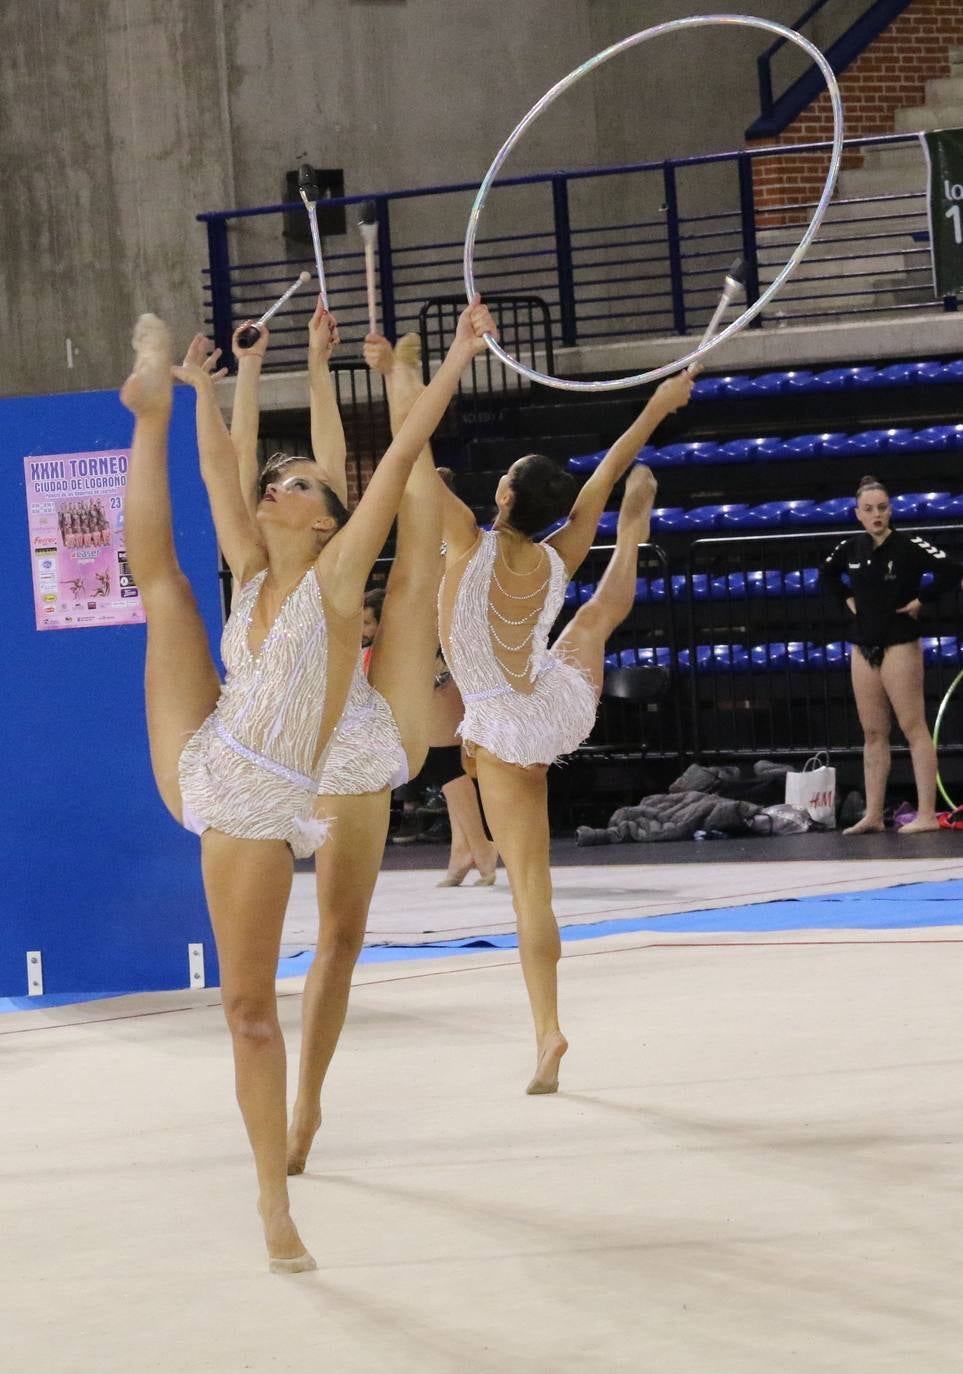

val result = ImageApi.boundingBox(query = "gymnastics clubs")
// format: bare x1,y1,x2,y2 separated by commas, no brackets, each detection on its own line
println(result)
299,163,329,309
234,271,312,349
358,200,379,335
698,257,746,347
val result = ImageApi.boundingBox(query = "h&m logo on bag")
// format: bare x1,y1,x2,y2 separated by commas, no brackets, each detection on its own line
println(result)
810,790,834,809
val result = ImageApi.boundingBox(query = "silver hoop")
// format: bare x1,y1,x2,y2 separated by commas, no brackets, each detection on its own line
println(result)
464,14,845,392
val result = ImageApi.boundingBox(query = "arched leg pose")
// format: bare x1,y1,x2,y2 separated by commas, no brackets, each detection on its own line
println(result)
435,374,694,1093
822,477,963,836
226,314,459,1174
127,299,491,1271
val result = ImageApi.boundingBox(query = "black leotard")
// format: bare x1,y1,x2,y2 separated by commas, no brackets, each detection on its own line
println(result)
822,529,961,662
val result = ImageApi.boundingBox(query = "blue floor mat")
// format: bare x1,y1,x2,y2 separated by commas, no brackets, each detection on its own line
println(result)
7,880,962,1009
274,878,963,976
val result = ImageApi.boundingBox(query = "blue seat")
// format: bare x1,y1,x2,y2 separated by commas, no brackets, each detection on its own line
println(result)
720,504,765,530
688,441,724,465
745,570,783,598
596,511,619,537
606,646,673,670
748,371,795,395
713,644,751,672
824,641,851,668
719,375,758,397
874,363,916,388
686,503,749,530
811,497,855,526
851,427,917,455
908,360,945,384
691,374,730,400
915,491,951,516
786,500,831,527
649,506,686,532
651,442,694,469
646,578,668,602
783,567,821,597
940,359,963,383
915,424,963,452
811,366,877,391
781,434,822,460
925,493,963,520
751,642,787,670
672,574,708,600
564,578,603,608
567,451,602,474
890,493,926,519
920,636,961,667
744,500,814,529
787,641,825,669
717,437,763,464
783,370,817,392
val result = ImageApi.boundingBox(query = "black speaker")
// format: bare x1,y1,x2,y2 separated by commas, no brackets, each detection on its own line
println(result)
283,168,346,240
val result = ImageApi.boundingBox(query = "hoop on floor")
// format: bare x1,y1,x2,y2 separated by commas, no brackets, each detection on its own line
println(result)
464,14,845,392
932,667,963,809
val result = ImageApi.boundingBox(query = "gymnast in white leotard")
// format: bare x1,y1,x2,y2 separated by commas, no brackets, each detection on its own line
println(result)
435,371,695,1096
225,309,479,1177
122,300,492,1273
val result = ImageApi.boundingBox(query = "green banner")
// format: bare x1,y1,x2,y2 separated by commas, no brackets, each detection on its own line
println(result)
922,128,963,297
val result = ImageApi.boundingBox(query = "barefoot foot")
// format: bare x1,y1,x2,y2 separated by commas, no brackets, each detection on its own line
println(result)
526,1031,568,1096
120,314,173,416
842,816,886,836
393,332,422,369
258,1201,316,1273
898,815,941,834
621,462,658,517
286,1112,322,1176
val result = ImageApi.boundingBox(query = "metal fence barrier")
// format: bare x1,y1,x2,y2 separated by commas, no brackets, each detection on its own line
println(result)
199,131,953,372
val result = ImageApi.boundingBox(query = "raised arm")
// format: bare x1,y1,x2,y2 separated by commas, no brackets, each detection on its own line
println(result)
546,370,695,575
173,337,266,585
321,300,494,610
363,331,478,559
307,301,348,507
229,321,269,521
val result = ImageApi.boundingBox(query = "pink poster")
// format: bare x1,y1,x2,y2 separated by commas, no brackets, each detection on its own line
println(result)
24,450,144,631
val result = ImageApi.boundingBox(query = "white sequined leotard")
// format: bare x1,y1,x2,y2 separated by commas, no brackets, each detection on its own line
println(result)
441,530,597,767
315,654,408,795
178,567,345,859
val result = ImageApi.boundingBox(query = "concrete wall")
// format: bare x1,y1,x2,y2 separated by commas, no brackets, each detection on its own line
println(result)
1,0,800,396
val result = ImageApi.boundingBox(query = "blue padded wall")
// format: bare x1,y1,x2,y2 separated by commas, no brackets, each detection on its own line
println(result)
0,386,222,998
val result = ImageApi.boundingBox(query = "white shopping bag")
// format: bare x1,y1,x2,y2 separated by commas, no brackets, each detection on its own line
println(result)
784,752,837,828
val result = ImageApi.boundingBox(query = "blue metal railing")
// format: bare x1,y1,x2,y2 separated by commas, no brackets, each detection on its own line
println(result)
198,129,947,373
748,0,914,138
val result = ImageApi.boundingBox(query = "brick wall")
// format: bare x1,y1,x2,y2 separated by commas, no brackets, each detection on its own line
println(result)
749,0,963,221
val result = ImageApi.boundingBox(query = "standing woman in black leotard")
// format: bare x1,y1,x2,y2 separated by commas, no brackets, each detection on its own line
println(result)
822,476,963,835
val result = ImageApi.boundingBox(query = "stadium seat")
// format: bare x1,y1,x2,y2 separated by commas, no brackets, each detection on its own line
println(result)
686,503,749,530
649,507,687,532
916,424,963,452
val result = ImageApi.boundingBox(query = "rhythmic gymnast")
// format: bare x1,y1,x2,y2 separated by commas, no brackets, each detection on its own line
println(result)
434,372,694,1094
822,475,963,836
120,300,491,1272
225,303,497,1178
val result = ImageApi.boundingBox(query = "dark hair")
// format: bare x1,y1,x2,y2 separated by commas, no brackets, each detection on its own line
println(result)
258,453,349,529
505,454,577,537
856,474,889,501
363,587,386,622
